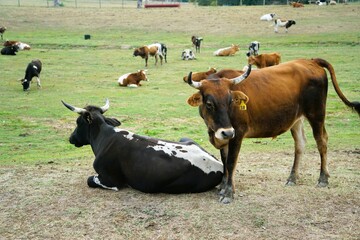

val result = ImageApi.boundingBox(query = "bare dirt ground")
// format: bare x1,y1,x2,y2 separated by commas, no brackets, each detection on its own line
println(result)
1,150,359,239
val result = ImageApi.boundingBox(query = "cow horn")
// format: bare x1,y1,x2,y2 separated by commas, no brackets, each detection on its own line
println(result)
187,72,202,89
61,100,87,114
232,64,252,85
100,98,110,113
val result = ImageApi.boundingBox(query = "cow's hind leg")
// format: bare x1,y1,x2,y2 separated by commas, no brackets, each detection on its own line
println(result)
36,77,41,88
310,121,329,187
87,175,119,191
287,118,306,186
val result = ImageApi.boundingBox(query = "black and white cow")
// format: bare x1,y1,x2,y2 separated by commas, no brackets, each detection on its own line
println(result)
246,41,260,57
20,59,42,91
1,45,19,55
181,49,196,60
274,19,296,33
62,99,223,194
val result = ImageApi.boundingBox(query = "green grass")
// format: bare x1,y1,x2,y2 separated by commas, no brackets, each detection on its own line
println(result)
0,4,359,166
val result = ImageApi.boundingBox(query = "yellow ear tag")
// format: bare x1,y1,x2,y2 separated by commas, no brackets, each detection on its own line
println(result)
239,100,247,110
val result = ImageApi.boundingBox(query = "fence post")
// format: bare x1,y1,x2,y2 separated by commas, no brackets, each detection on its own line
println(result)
18,0,20,7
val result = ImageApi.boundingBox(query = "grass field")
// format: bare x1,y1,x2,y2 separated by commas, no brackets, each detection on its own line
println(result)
0,3,359,239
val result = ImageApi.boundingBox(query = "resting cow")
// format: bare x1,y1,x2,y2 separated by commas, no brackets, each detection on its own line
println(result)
118,70,148,87
183,67,217,83
1,45,18,55
20,59,42,91
133,43,167,67
260,13,276,21
247,52,281,68
181,49,196,60
62,99,223,194
186,58,360,203
246,41,260,57
213,44,240,56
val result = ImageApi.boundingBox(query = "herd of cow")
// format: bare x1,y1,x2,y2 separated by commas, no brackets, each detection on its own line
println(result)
2,15,360,204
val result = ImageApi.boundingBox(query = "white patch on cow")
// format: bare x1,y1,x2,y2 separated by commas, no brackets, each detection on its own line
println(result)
33,65,38,70
127,84,138,88
93,176,119,191
215,127,235,140
117,73,131,85
147,140,223,174
114,128,134,140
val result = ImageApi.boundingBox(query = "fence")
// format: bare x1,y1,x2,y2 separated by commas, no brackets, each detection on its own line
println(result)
0,0,357,7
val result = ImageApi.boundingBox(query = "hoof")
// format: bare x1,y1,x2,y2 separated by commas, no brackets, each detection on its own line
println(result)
87,176,98,188
317,181,328,188
219,195,232,204
285,180,296,186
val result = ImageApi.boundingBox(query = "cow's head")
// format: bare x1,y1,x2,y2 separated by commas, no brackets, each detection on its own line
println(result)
20,78,30,91
187,66,251,149
137,70,148,81
133,46,146,58
62,99,121,147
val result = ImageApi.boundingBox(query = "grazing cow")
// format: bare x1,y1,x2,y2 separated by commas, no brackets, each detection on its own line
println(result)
191,36,203,53
247,52,281,68
133,43,167,67
118,70,148,87
246,41,260,57
20,59,42,91
1,45,18,55
181,49,196,60
291,1,304,7
274,19,296,33
260,13,276,21
186,58,360,203
62,99,223,193
213,44,240,56
183,67,217,83
0,26,6,40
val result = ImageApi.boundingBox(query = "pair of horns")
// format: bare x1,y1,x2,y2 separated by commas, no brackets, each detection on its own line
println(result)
62,99,110,114
187,64,252,89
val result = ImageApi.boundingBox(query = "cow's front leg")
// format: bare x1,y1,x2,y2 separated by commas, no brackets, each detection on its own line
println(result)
219,138,242,204
218,146,228,195
87,175,119,191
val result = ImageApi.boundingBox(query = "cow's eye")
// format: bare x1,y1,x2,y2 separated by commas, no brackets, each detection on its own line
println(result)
205,101,214,111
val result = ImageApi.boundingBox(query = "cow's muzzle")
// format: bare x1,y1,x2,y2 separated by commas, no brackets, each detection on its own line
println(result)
215,127,235,140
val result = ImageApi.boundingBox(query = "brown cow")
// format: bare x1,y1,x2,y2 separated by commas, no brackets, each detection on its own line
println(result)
133,43,167,67
247,53,281,68
0,26,6,40
183,67,217,82
213,44,240,56
118,70,148,87
187,58,360,204
291,1,304,7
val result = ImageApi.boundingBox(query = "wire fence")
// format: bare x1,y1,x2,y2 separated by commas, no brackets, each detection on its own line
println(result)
0,0,356,7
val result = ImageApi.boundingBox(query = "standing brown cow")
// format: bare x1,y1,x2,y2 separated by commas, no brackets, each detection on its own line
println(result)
187,58,360,204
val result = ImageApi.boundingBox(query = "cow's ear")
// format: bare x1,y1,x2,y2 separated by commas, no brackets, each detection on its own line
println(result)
84,112,93,124
105,117,121,127
232,91,249,105
187,92,203,107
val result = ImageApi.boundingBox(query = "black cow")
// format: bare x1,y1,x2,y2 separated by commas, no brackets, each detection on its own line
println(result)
62,99,223,194
246,41,260,57
20,59,42,91
1,45,18,55
191,36,203,53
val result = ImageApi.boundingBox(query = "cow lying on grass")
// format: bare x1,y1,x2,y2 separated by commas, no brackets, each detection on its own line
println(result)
183,67,217,82
118,70,148,87
62,99,223,193
1,45,18,55
213,44,240,56
247,52,281,68
181,49,196,60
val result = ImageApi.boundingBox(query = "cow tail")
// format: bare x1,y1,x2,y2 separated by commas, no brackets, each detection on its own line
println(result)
313,58,360,116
